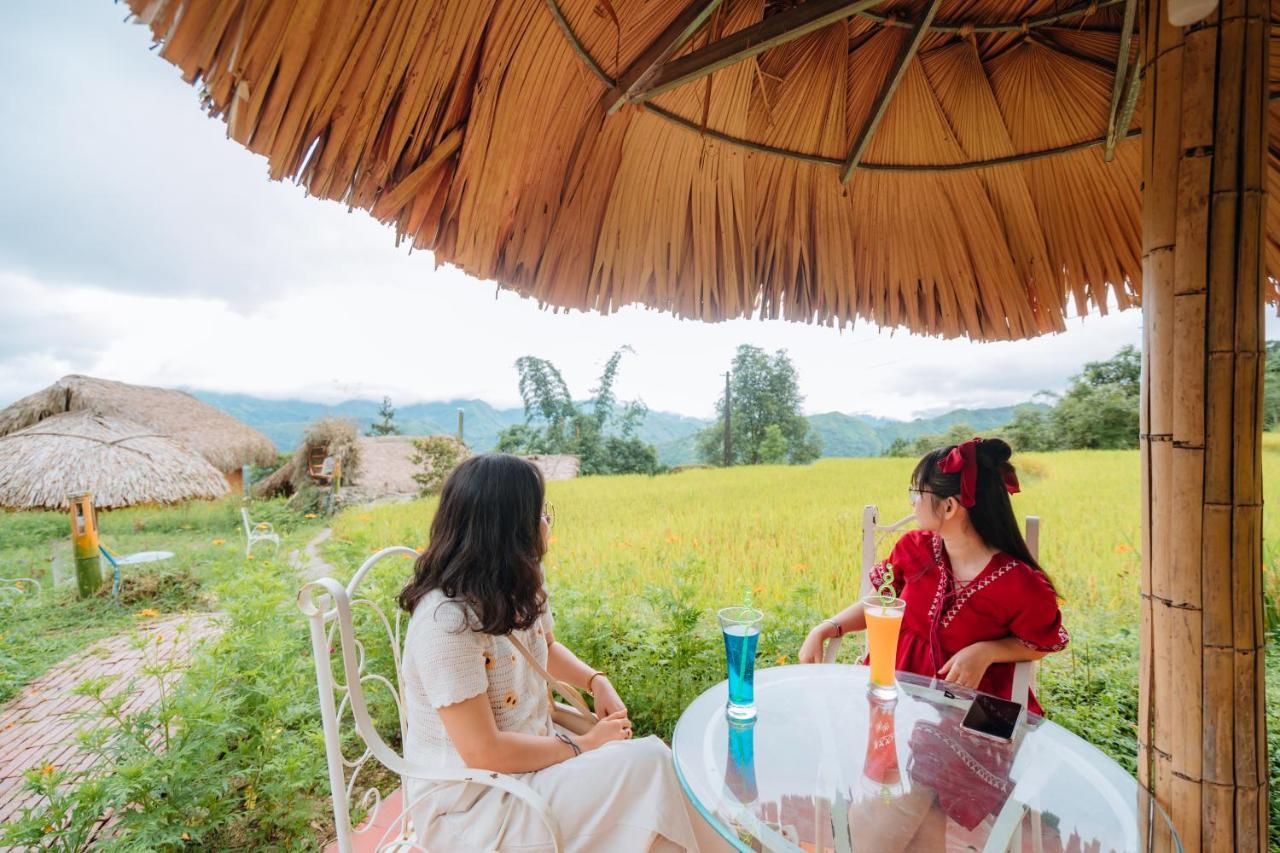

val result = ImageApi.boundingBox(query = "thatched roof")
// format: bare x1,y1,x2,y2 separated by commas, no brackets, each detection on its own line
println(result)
0,375,275,472
124,0,1279,340
525,455,581,481
0,411,229,510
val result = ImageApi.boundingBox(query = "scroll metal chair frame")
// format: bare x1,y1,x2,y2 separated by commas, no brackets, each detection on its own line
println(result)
0,576,42,605
241,507,281,558
298,547,563,853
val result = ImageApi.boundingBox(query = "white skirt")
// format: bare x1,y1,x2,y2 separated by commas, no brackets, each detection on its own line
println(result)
411,735,702,852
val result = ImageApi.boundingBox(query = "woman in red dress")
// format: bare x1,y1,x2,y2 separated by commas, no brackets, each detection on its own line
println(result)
798,437,1067,714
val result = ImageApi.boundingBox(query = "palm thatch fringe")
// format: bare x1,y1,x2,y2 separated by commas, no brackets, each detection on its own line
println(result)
0,412,229,510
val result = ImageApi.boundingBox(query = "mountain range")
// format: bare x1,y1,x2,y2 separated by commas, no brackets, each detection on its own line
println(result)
191,391,1037,466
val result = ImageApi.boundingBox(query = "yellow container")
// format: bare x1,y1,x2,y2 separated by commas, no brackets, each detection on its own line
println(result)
68,492,103,598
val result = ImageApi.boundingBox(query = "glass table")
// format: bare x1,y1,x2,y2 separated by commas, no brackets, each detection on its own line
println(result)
672,665,1181,853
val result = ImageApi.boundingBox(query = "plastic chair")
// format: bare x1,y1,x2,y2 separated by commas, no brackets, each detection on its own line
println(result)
0,576,42,604
241,508,281,557
297,547,562,853
822,505,1040,706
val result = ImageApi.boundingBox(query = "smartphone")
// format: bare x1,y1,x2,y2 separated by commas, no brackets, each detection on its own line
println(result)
960,692,1023,742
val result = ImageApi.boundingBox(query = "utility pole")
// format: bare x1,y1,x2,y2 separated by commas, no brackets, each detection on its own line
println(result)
723,371,732,468
457,408,465,444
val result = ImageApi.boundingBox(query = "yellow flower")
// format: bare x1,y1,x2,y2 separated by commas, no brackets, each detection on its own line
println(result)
256,522,269,529
1114,543,1133,554
14,581,23,590
138,608,159,618
791,563,808,574
776,655,789,666
752,585,764,596
181,832,191,841
357,514,372,522
212,538,226,546
40,762,55,776
43,824,54,835
304,513,317,519
665,532,680,544
246,555,255,561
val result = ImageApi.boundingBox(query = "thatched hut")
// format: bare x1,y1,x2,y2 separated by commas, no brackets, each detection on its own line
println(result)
0,375,275,492
0,411,229,510
125,0,1273,844
525,455,581,482
256,418,362,499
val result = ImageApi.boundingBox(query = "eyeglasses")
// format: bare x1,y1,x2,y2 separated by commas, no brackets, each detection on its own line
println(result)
907,488,935,506
541,503,555,529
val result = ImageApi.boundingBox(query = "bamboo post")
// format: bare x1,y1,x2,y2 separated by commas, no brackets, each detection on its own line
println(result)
68,492,103,599
724,371,732,467
242,464,252,498
457,408,465,444
1140,0,1268,847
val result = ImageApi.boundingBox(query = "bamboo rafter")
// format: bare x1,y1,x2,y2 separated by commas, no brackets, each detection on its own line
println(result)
1103,0,1138,161
601,0,725,114
840,0,944,183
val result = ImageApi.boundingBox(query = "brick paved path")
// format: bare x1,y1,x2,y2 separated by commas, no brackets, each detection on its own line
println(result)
0,612,223,830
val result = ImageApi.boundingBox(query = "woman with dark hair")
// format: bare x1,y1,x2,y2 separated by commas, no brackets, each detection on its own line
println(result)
399,453,718,852
797,437,1068,714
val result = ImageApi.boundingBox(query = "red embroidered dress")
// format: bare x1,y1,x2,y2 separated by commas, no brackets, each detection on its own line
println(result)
869,529,1068,716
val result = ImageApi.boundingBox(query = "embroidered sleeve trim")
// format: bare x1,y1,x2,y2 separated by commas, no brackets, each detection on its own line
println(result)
1018,624,1070,652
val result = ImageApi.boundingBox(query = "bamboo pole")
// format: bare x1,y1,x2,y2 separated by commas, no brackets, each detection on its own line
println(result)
68,491,102,599
1140,0,1268,847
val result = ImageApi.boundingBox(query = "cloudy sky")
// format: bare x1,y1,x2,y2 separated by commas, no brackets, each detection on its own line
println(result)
2,3,1249,419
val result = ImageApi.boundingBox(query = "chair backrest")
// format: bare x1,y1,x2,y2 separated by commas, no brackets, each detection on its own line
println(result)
296,549,561,853
240,507,252,534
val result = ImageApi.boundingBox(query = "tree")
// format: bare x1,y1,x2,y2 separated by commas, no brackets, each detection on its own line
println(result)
495,348,662,475
367,396,401,436
697,345,821,466
1046,346,1141,449
1004,405,1054,452
1264,341,1280,430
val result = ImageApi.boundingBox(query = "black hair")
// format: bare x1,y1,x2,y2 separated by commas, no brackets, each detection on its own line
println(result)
398,453,547,634
911,438,1054,590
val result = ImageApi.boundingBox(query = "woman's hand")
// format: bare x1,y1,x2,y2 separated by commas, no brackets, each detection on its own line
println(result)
937,642,995,689
798,623,836,664
590,676,627,719
580,709,631,751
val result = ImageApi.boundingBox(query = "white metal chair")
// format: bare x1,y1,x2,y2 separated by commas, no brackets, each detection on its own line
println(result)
241,507,281,557
297,547,563,853
0,576,42,604
822,505,1040,706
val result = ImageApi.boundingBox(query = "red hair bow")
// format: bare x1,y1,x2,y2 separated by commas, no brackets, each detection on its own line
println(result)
937,437,1020,508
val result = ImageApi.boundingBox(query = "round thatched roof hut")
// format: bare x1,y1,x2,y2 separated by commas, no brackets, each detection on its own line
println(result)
0,411,230,510
0,375,276,483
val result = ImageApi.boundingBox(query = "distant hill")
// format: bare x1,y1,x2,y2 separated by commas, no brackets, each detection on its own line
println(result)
194,391,1041,467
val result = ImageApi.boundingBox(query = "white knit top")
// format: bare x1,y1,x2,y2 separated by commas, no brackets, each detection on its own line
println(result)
402,588,556,772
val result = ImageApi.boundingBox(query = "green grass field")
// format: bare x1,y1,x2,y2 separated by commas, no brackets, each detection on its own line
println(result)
2,445,1277,849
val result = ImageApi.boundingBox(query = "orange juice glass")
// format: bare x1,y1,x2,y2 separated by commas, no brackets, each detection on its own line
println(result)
862,595,905,699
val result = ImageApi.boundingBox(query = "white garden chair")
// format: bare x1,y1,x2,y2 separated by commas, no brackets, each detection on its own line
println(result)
297,547,562,853
822,506,1045,853
822,505,1041,707
241,507,281,557
0,576,42,604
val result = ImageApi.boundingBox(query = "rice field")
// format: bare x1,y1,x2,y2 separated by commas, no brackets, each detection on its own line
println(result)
333,443,1280,635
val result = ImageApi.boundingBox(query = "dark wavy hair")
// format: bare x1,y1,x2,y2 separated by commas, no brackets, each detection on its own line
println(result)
398,453,547,634
911,438,1054,590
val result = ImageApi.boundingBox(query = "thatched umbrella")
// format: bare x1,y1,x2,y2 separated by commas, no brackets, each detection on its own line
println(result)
0,375,275,489
0,411,229,510
123,0,1270,846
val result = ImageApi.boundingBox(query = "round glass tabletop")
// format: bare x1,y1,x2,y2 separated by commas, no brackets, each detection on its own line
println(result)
672,665,1181,853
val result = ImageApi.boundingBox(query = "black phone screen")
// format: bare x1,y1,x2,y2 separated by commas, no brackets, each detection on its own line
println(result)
960,693,1022,741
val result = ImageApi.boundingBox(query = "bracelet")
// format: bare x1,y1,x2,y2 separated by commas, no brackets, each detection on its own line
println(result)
554,731,581,757
822,618,844,638
587,671,606,693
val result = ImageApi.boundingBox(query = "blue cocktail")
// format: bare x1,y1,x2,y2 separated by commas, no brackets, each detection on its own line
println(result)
718,606,763,721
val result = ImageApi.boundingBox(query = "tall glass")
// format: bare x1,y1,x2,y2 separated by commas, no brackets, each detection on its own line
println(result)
861,594,905,699
718,606,763,721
